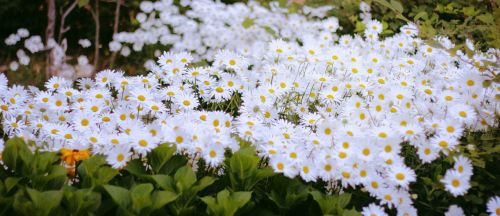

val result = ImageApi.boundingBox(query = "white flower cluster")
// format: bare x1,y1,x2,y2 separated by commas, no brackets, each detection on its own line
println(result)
1,9,500,215
4,28,43,71
112,0,338,63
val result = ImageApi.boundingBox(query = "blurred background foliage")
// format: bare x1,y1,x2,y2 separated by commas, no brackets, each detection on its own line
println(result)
0,0,499,86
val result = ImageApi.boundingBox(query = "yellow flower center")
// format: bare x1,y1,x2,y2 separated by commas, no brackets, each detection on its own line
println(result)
139,139,148,147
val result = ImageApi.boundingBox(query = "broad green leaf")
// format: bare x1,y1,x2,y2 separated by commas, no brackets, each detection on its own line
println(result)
151,174,174,191
77,155,106,178
160,155,188,175
2,137,32,171
414,11,428,21
310,191,337,215
125,159,147,177
337,193,352,209
228,147,271,191
268,177,309,211
5,177,21,193
373,0,393,10
26,188,64,214
342,208,362,216
130,183,154,213
191,176,217,193
149,144,176,174
173,166,196,193
63,188,101,213
95,166,119,185
202,189,252,216
152,190,178,210
103,185,131,209
77,155,107,187
390,0,404,13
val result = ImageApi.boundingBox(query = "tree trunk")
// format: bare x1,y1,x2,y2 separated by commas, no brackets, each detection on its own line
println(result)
45,0,56,78
109,0,122,68
93,0,100,75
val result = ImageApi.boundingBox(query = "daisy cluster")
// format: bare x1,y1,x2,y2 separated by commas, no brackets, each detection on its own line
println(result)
1,15,500,216
3,28,94,79
111,0,337,64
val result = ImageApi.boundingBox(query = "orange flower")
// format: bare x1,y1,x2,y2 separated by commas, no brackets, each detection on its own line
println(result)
61,148,90,166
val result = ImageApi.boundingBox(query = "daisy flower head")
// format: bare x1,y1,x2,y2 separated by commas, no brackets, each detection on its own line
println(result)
106,145,132,169
214,50,248,72
388,164,416,188
362,203,388,216
176,93,199,110
417,142,440,163
270,156,298,178
444,205,465,216
202,143,225,167
441,170,471,197
45,76,71,92
95,69,119,87
448,103,477,125
158,51,176,68
453,155,473,177
175,51,193,65
486,196,500,216
365,19,383,35
269,38,289,57
132,131,159,155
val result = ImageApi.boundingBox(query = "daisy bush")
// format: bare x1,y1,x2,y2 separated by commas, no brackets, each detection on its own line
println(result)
0,0,499,215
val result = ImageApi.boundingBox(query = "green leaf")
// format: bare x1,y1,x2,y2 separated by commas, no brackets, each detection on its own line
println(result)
355,21,365,33
103,185,131,209
63,188,101,213
268,176,309,211
130,183,154,213
151,174,174,191
2,137,32,171
414,11,428,21
191,176,217,194
263,26,277,38
342,208,362,216
390,0,404,13
160,155,188,175
310,191,337,215
124,159,147,177
227,147,272,191
149,144,176,174
5,177,21,193
25,188,64,215
337,193,351,209
395,14,410,22
76,155,107,187
152,191,178,210
373,0,393,10
462,7,476,17
78,0,89,7
95,166,119,186
242,17,255,29
201,189,252,216
173,166,196,193
476,14,495,24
